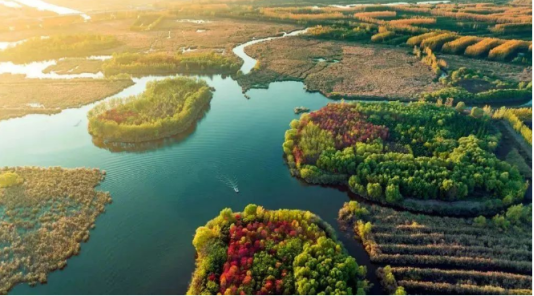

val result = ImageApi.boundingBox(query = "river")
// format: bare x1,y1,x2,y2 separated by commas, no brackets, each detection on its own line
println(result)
1,32,382,294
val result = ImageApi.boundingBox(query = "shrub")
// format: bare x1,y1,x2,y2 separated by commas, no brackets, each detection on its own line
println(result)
0,171,23,188
473,215,487,227
389,17,436,26
354,11,396,19
406,32,442,46
420,33,458,51
371,31,396,42
464,38,503,58
470,107,484,118
488,40,531,61
442,36,481,54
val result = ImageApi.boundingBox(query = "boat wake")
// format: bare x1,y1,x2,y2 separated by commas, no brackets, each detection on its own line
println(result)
216,173,239,193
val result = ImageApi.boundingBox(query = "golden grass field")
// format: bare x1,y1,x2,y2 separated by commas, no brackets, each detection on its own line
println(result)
240,37,442,100
0,75,133,121
0,17,298,54
44,59,105,74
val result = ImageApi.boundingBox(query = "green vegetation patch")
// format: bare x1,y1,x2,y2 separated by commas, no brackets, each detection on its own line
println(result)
283,102,528,216
88,77,212,143
421,67,532,105
339,201,532,295
493,107,532,146
0,35,120,64
0,171,23,188
102,52,242,77
188,204,369,295
0,167,111,294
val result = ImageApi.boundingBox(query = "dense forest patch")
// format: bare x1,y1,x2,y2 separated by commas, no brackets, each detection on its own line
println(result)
283,102,527,216
88,77,212,143
338,201,532,295
188,204,369,295
0,167,111,294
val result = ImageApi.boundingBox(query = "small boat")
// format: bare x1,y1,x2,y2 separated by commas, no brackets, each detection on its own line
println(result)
294,106,310,114
233,187,239,193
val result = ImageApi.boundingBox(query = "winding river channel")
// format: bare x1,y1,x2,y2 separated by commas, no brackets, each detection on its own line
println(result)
0,31,383,294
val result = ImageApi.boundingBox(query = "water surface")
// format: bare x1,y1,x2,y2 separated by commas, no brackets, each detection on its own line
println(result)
2,77,380,294
13,0,90,20
1,33,381,294
233,28,308,74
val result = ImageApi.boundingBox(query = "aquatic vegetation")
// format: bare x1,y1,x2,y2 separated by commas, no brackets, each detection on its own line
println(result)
88,77,213,143
284,102,527,215
238,38,440,99
338,201,532,295
188,204,368,295
0,167,111,294
102,52,241,76
43,58,105,74
0,74,134,122
0,35,120,64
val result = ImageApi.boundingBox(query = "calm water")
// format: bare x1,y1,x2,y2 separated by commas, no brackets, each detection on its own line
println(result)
13,0,90,20
1,75,380,293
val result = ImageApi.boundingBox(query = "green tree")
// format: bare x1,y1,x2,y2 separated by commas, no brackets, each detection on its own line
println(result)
470,107,484,118
0,171,23,188
473,215,486,227
455,101,466,112
367,183,383,200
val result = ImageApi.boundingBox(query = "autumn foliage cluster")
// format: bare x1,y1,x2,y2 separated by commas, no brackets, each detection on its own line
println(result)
188,205,368,295
408,32,531,61
284,102,527,215
307,103,389,150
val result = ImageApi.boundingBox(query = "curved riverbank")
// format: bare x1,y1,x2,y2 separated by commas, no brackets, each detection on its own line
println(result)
0,27,524,295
